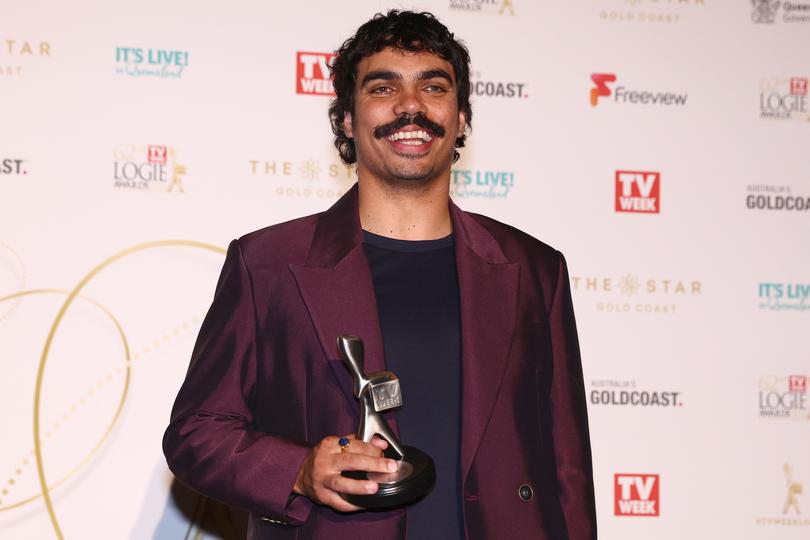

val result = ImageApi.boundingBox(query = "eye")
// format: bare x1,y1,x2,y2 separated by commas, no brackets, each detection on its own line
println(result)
369,85,394,95
424,83,448,94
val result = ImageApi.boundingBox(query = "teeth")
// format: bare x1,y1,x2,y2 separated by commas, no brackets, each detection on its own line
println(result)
387,130,432,143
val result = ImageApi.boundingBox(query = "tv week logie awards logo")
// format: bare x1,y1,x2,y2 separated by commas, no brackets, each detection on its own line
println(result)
760,76,809,122
758,374,809,420
113,145,187,193
296,51,335,96
615,473,660,517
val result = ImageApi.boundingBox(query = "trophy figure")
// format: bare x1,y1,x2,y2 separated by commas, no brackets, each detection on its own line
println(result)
337,334,435,508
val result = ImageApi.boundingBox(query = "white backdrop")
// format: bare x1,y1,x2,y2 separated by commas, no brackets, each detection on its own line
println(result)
1,1,809,538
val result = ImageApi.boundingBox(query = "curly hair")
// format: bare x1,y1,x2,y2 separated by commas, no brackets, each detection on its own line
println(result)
328,10,472,164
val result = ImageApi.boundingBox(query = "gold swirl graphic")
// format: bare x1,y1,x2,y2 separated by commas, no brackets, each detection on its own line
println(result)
0,288,131,512
27,240,224,540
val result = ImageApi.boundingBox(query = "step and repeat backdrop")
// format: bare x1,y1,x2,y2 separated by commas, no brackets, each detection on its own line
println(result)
1,1,808,538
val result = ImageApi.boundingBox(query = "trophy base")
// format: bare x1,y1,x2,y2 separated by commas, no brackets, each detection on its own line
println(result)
341,446,435,509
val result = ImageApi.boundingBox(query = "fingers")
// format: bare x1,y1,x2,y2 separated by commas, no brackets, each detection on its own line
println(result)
340,434,385,458
338,451,398,474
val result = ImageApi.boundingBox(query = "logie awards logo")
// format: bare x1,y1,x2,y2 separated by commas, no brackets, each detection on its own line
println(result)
449,0,515,15
113,145,187,193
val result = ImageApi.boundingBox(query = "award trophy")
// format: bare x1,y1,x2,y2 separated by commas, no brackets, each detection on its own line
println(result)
337,334,435,508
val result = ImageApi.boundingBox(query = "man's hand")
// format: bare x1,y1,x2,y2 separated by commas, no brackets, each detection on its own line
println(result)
293,434,396,512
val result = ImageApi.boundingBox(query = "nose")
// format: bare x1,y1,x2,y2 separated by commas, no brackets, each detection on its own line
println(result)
392,85,426,117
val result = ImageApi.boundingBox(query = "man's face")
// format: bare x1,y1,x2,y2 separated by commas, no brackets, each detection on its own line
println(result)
344,48,466,187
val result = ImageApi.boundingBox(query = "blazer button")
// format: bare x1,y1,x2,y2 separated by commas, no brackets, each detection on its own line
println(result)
518,484,533,502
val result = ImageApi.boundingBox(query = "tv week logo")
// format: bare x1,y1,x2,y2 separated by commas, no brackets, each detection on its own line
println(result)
296,51,335,96
615,171,660,214
591,73,616,106
615,474,660,516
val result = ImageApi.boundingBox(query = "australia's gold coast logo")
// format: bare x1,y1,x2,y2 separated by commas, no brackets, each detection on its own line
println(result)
113,145,186,193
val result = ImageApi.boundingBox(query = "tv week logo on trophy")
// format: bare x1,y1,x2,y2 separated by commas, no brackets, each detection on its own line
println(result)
615,171,660,213
615,474,660,516
296,52,335,96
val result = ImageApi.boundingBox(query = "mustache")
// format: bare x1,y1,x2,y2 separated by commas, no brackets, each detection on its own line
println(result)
373,113,446,139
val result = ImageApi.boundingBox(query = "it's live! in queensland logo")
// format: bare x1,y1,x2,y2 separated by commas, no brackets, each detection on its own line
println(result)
590,73,687,107
615,171,660,213
615,474,660,516
296,52,335,96
115,47,189,79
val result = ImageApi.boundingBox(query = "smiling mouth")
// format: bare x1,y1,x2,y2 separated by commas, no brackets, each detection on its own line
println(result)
387,129,434,145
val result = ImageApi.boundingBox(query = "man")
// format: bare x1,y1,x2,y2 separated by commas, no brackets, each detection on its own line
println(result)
164,10,596,540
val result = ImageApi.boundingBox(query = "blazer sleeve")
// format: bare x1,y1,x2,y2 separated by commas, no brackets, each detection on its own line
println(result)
548,251,597,540
162,239,313,525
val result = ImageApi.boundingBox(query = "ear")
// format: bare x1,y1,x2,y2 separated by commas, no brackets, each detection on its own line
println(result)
343,112,354,138
457,110,467,138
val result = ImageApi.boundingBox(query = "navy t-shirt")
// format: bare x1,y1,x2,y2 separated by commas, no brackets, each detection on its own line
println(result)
363,230,463,540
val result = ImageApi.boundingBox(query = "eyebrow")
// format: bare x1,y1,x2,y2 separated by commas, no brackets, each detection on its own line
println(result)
360,68,454,87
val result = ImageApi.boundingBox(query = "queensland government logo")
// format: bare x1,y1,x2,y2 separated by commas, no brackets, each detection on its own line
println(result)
591,380,683,408
450,169,515,199
0,158,27,176
1,39,51,77
572,273,701,314
248,158,353,198
615,474,660,517
470,70,528,99
115,47,188,79
756,464,809,527
296,52,334,96
599,0,705,24
113,145,186,192
758,282,810,312
760,77,809,122
449,0,515,15
753,1,810,23
746,184,810,211
615,170,660,213
759,375,809,420
590,73,687,107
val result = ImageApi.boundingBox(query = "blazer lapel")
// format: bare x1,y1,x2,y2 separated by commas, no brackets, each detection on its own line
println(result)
290,185,386,414
452,204,520,485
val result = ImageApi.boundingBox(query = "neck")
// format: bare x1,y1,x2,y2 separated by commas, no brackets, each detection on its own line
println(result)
358,173,452,240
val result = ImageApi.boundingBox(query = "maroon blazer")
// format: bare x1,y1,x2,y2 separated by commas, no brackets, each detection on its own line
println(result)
163,184,596,539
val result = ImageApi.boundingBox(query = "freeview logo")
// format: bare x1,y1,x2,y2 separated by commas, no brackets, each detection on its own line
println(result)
590,73,687,106
296,51,335,96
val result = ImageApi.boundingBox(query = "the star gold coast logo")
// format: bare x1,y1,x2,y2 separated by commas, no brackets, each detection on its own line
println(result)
1,38,51,77
248,158,355,198
598,0,705,24
571,273,702,314
756,464,809,527
113,145,187,193
449,0,515,15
